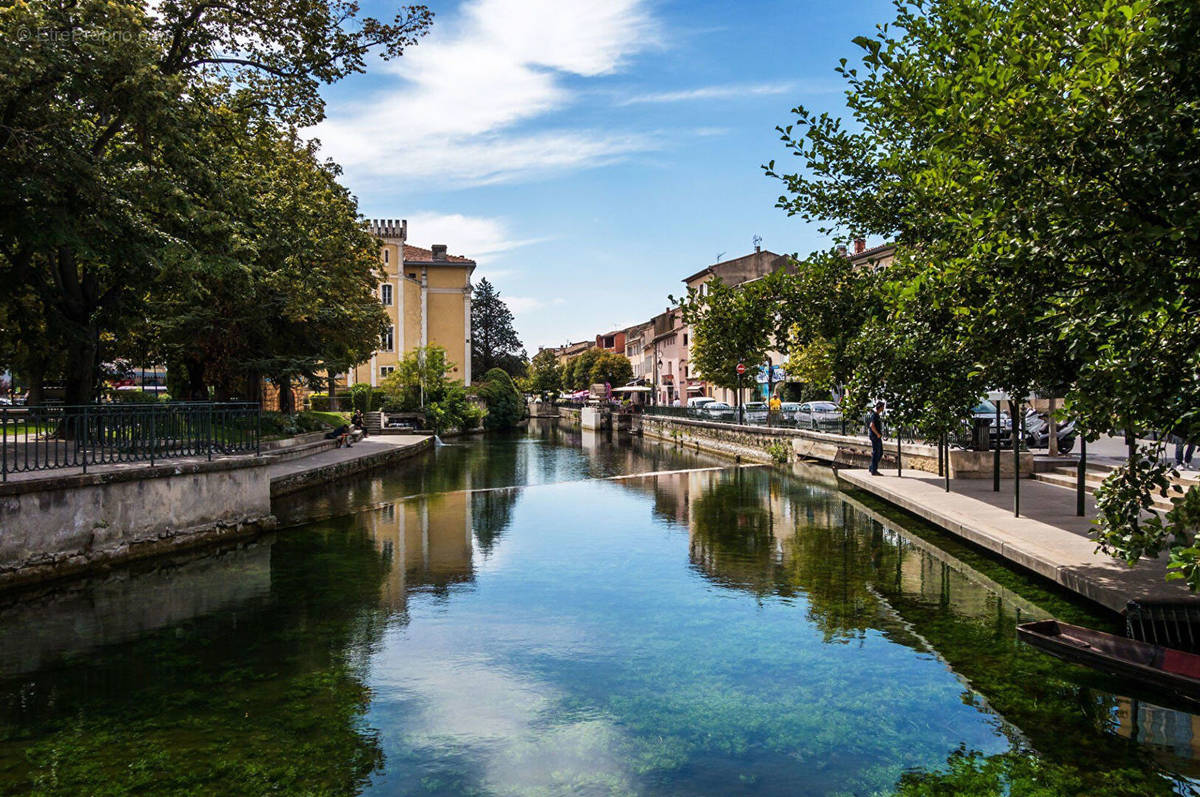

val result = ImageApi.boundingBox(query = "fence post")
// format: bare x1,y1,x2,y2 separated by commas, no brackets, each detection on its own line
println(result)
208,403,214,461
81,405,89,474
149,405,156,466
993,403,1001,492
1077,436,1087,516
1013,406,1022,517
896,431,902,478
1,407,6,482
255,404,261,457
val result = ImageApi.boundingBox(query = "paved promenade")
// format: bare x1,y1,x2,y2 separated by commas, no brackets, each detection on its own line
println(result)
838,469,1200,612
268,434,430,496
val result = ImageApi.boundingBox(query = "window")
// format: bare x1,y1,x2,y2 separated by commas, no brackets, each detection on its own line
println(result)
380,365,395,377
382,327,394,352
383,249,389,263
408,272,417,280
683,333,688,345
380,283,393,306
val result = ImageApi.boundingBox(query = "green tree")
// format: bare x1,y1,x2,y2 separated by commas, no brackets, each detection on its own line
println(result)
677,274,781,392
767,0,1200,583
776,249,883,400
477,367,524,430
0,0,431,404
528,349,562,395
470,278,525,379
380,346,475,433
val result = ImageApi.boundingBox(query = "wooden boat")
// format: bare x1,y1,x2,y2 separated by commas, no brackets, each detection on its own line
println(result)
1018,619,1200,700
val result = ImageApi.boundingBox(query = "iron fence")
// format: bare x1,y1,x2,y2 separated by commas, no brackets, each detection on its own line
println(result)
642,405,859,433
1,402,260,481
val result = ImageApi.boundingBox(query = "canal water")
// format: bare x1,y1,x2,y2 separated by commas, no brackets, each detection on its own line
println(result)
2,421,1199,795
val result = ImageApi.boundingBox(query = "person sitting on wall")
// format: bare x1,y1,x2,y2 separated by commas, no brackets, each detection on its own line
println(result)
352,409,367,437
326,423,354,448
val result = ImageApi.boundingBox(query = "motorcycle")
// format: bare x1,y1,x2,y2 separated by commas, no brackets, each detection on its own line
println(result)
1022,408,1076,453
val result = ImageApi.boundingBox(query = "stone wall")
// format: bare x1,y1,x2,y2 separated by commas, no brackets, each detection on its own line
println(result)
639,415,1033,475
0,459,275,591
270,437,433,496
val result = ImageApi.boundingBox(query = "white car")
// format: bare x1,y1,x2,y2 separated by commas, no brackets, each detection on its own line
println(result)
742,402,768,423
701,401,735,421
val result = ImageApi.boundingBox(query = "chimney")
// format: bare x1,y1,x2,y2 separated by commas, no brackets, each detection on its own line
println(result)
854,238,866,254
431,244,447,261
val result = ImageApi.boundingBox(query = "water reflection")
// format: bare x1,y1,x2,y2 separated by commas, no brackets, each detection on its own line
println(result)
1,424,1199,795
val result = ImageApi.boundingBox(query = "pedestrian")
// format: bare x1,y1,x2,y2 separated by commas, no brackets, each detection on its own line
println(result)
1177,433,1195,470
352,408,367,437
868,401,885,475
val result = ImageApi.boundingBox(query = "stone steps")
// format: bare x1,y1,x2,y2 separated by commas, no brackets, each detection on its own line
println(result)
1033,465,1190,513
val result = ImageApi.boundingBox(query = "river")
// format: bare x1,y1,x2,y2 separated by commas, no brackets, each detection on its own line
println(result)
1,421,1198,795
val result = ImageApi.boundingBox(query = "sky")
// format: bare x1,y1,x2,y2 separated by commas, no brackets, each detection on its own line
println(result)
314,0,897,352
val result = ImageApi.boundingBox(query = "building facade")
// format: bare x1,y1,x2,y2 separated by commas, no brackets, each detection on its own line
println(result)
346,219,477,387
681,247,793,405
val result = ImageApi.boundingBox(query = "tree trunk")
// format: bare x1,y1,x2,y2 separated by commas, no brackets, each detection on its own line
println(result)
23,360,46,408
276,376,295,414
184,358,207,401
63,326,98,406
1048,396,1059,456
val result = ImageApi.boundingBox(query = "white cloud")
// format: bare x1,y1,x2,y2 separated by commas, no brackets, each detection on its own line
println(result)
504,296,549,314
316,0,659,187
403,212,541,259
617,81,796,105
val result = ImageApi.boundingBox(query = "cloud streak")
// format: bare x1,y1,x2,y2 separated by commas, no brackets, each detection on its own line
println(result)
316,0,659,188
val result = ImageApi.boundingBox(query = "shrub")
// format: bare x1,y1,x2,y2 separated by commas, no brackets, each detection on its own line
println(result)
478,368,524,430
110,389,161,404
765,441,789,464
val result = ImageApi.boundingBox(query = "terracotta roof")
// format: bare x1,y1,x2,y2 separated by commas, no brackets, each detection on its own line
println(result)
848,243,895,263
402,244,476,265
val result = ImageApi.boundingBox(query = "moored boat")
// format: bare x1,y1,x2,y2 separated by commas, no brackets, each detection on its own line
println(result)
1018,619,1200,701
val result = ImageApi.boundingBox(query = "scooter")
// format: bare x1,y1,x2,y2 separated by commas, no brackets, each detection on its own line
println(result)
1023,409,1076,453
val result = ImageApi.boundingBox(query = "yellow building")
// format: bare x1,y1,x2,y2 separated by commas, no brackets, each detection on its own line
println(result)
347,219,477,387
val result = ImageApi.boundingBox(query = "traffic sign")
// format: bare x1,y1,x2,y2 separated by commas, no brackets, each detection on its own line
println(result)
735,363,746,375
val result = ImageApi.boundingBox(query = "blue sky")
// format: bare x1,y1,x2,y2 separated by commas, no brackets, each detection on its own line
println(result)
314,0,897,351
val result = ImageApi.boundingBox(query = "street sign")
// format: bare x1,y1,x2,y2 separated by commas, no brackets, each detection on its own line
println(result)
735,363,746,375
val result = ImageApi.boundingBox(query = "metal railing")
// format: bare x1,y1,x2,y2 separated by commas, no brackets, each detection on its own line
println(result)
1,402,260,481
642,405,854,433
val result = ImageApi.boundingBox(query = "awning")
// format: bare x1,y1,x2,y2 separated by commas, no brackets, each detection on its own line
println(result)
686,385,706,393
612,386,651,393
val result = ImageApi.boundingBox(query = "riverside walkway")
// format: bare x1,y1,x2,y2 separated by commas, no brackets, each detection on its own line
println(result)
268,434,430,496
838,469,1200,613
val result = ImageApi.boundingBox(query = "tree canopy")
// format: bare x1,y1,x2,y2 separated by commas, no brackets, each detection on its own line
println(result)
677,274,782,392
763,0,1200,584
0,0,432,405
471,278,525,379
563,348,633,391
528,349,562,395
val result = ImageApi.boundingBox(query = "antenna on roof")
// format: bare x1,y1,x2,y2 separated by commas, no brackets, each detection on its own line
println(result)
716,251,725,263
752,234,762,253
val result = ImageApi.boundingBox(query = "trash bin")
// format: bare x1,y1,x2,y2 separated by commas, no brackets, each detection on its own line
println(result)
972,417,992,451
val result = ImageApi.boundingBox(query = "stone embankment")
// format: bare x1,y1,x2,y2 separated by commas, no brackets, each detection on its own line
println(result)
637,414,1033,475
0,431,431,591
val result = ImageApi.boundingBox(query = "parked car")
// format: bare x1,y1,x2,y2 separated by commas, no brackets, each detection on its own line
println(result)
796,401,842,430
971,399,1012,446
743,402,768,424
779,402,802,422
701,401,735,421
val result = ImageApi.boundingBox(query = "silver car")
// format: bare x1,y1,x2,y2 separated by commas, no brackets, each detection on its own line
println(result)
702,401,735,421
742,402,768,424
796,401,842,430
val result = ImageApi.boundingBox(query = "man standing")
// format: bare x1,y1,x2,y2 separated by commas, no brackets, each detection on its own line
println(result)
868,401,885,475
